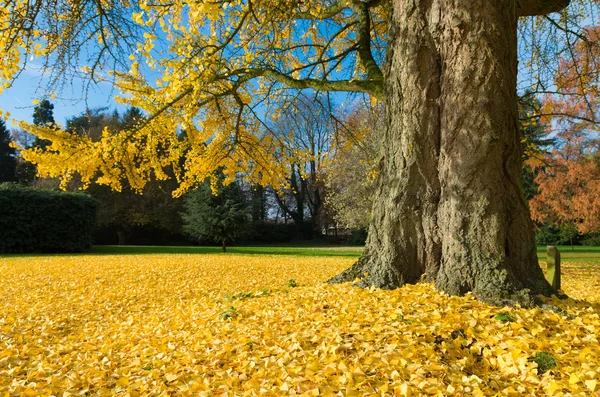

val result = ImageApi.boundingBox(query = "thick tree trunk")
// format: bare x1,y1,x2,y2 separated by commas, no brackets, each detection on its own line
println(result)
330,0,566,306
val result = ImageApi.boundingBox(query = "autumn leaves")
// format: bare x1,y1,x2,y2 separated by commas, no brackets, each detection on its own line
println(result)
1,253,600,395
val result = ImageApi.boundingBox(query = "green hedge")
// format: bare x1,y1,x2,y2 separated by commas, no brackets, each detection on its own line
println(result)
0,184,98,253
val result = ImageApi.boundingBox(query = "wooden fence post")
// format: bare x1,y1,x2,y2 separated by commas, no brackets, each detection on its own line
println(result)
546,245,561,291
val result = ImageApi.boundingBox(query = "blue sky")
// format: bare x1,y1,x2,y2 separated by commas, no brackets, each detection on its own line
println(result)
0,61,126,129
0,11,573,132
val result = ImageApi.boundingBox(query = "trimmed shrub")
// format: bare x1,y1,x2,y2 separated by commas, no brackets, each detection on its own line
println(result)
0,183,98,253
535,223,582,246
346,228,368,246
535,224,562,246
581,234,600,246
247,221,297,243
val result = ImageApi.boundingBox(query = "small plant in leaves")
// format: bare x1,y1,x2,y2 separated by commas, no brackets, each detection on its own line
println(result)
494,312,516,322
529,352,558,374
219,306,239,320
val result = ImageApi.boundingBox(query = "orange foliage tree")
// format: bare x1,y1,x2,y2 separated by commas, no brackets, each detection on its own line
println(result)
530,145,600,235
541,26,600,132
531,24,600,235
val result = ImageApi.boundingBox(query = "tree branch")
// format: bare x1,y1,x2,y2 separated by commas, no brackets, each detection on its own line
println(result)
349,0,384,82
294,1,347,20
245,68,384,100
518,0,571,17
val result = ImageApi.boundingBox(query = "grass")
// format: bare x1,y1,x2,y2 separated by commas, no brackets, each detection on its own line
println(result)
536,245,600,263
88,244,600,263
4,243,600,264
88,244,364,257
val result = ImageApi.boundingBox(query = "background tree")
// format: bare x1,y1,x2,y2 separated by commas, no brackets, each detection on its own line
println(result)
31,99,56,150
91,181,184,245
248,184,267,223
325,103,383,231
8,100,57,186
66,107,184,244
121,106,145,128
529,22,600,245
530,137,600,238
268,94,333,239
519,93,555,200
66,107,117,141
33,99,55,126
0,119,17,183
522,11,600,125
13,152,37,186
182,178,248,252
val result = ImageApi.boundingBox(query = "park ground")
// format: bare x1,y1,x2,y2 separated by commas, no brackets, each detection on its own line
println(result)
1,245,600,396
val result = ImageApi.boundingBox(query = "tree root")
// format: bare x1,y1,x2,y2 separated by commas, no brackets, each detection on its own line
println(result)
329,260,573,318
327,258,405,290
327,260,367,285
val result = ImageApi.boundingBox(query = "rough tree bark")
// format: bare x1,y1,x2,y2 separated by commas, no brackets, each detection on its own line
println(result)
330,0,570,306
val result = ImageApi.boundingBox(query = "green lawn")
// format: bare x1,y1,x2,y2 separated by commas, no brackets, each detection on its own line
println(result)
536,245,600,263
5,244,599,263
89,244,364,257
89,244,600,263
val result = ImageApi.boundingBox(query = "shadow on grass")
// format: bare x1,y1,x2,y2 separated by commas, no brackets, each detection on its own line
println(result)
86,245,598,261
85,245,364,257
536,245,600,253
5,244,599,261
0,244,360,258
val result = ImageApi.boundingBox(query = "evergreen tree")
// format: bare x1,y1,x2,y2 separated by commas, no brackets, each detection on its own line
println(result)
66,107,109,140
32,99,55,126
32,99,55,150
0,120,16,183
519,93,555,200
182,178,248,252
121,106,145,128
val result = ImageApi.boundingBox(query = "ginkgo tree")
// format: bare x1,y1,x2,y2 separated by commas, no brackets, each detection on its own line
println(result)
2,0,596,306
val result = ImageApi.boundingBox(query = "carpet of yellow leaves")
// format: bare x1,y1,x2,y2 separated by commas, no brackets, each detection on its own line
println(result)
1,254,600,396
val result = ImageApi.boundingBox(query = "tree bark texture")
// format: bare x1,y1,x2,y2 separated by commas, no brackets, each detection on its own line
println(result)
330,0,568,306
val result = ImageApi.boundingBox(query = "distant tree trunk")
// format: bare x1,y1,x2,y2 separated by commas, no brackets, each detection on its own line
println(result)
272,177,312,239
117,230,128,246
308,158,324,238
222,240,227,253
251,184,266,222
330,0,568,306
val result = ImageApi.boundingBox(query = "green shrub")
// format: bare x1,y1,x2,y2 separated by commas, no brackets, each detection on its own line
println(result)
345,228,368,245
0,183,98,253
246,221,296,243
581,233,600,246
535,223,581,246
